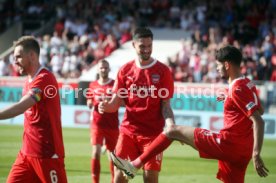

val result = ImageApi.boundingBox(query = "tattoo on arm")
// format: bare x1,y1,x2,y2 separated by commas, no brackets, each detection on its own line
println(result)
162,99,175,126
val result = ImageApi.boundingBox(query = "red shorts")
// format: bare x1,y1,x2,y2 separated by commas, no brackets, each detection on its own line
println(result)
7,151,67,183
115,132,163,171
194,128,251,183
90,128,119,151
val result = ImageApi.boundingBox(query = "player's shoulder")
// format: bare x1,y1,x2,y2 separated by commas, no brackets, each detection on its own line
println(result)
89,80,99,88
155,60,170,70
37,68,55,81
231,77,256,96
30,68,57,88
118,60,136,74
233,77,255,89
89,80,98,85
150,60,171,76
110,79,115,84
121,60,135,69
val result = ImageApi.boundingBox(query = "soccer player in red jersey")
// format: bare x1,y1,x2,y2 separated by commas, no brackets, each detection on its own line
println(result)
98,27,175,183
109,45,269,183
86,59,119,183
0,36,67,183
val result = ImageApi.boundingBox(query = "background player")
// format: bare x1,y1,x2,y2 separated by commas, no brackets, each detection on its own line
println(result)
110,45,269,183
99,27,175,183
86,59,119,183
0,36,67,183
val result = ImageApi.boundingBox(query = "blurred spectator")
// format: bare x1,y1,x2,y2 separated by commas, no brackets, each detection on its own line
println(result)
0,57,11,76
50,48,63,77
103,33,118,57
119,28,132,44
1,0,276,82
257,56,269,80
54,18,65,38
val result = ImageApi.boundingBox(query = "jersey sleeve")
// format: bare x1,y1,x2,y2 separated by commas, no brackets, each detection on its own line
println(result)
28,75,47,102
231,84,260,117
161,66,174,99
29,87,43,102
29,72,59,103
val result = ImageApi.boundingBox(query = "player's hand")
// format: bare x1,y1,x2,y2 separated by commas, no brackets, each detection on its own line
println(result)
87,100,93,109
252,154,269,177
216,94,225,102
98,101,107,114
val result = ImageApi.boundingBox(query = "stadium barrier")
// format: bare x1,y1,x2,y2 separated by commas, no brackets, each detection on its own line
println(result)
0,103,275,139
1,77,275,112
1,77,276,138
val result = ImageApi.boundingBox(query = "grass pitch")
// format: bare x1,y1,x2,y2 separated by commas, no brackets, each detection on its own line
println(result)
0,125,275,183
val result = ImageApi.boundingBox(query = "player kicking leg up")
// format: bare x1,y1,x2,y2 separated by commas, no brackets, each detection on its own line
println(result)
111,115,269,182
110,46,270,182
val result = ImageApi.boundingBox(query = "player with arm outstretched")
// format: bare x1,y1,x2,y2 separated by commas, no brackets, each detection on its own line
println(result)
0,36,67,183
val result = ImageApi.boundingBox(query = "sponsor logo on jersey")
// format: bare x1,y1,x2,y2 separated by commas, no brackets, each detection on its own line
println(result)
129,84,157,96
127,76,134,81
235,87,242,91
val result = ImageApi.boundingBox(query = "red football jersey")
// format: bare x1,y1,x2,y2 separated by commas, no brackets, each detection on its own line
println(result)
113,59,174,137
87,79,119,129
21,68,65,158
221,77,261,149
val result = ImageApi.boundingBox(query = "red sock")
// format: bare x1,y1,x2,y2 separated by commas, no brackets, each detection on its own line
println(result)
132,133,172,168
91,159,100,183
109,161,115,183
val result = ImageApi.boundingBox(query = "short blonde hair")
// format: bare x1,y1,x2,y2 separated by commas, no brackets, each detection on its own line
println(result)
14,36,40,55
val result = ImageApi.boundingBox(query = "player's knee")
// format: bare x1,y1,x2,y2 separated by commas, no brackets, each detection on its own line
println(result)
143,170,158,183
114,168,126,181
143,176,157,183
164,124,178,139
91,149,101,159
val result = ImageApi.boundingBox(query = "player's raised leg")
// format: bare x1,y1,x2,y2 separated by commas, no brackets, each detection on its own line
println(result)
111,125,197,179
165,125,197,149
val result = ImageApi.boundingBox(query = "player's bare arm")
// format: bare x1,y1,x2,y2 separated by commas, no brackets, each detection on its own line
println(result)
87,99,93,109
0,94,36,119
98,93,122,113
258,105,264,115
161,99,175,127
250,110,269,177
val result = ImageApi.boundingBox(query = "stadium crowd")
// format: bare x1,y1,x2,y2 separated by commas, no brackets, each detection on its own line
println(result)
0,0,55,34
1,0,276,82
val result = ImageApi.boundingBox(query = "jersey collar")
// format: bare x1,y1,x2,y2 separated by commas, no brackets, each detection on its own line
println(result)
135,57,157,69
97,78,112,86
28,67,45,83
229,75,245,89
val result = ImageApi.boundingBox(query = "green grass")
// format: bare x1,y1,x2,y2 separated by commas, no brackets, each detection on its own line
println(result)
0,124,275,183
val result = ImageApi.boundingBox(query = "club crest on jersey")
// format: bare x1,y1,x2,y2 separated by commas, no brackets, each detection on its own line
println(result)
151,74,160,83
